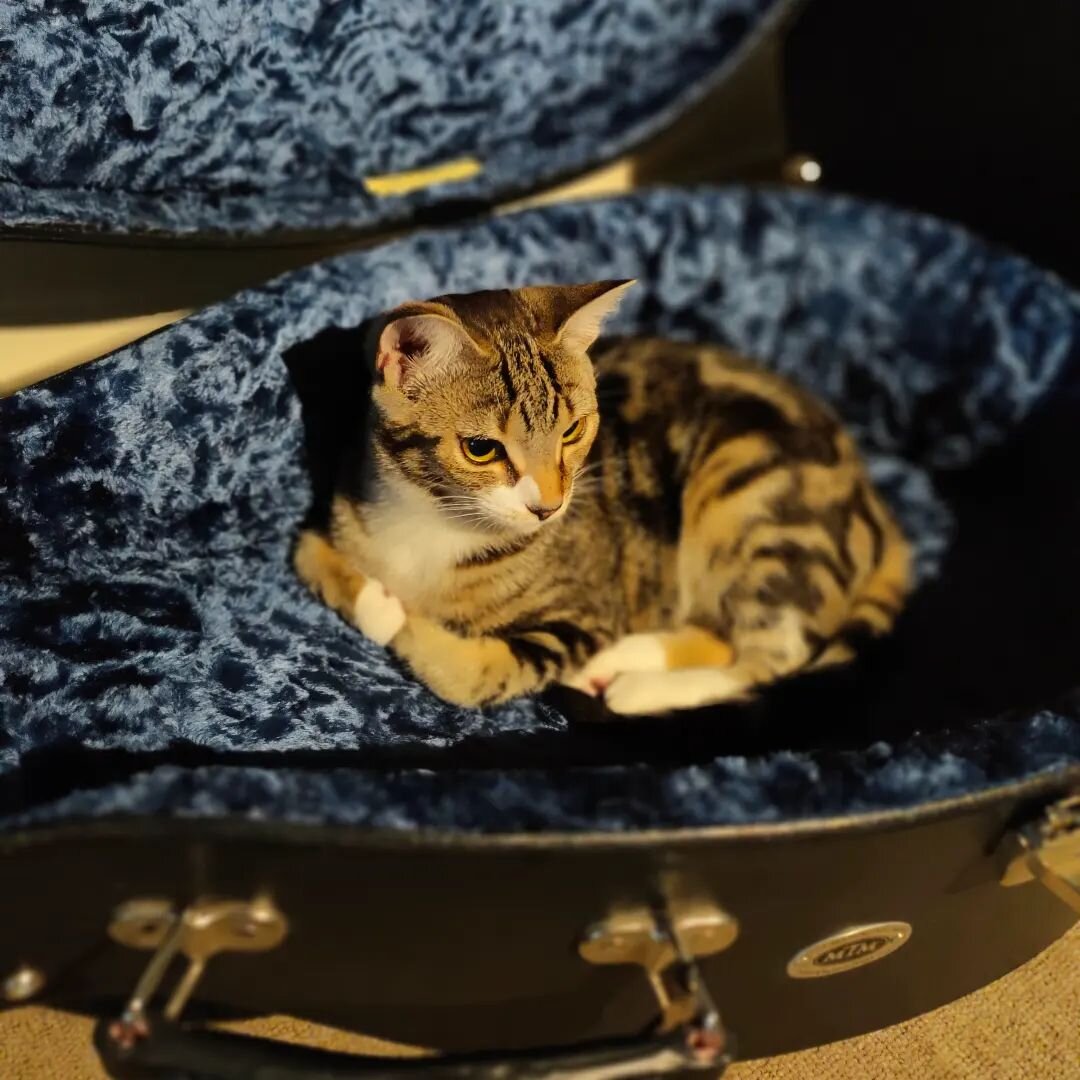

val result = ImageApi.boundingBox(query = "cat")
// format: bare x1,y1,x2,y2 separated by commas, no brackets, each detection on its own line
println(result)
295,280,911,716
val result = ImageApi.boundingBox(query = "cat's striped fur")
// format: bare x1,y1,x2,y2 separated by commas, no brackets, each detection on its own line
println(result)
295,282,910,715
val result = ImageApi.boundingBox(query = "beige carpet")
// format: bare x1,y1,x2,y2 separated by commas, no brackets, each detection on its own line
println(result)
3,922,1076,1079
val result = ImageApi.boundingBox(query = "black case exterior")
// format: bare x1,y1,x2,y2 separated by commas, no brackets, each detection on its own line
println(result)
2,770,1076,1063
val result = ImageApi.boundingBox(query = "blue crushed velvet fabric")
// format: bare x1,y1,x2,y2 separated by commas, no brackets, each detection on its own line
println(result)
2,187,1080,833
0,0,779,236
7,707,1080,833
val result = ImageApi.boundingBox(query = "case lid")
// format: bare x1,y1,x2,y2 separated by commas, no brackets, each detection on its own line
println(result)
0,0,783,238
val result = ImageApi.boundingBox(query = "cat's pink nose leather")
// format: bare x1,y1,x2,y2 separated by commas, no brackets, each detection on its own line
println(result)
528,502,562,521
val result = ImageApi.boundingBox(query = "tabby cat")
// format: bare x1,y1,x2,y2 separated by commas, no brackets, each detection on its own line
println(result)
295,281,910,715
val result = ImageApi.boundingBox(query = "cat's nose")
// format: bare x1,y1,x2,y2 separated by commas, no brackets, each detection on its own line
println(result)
528,501,563,521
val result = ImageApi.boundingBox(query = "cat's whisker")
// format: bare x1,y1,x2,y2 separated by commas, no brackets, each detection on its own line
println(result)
438,501,490,514
440,509,490,523
434,499,487,513
435,500,489,515
569,476,600,491
438,509,504,532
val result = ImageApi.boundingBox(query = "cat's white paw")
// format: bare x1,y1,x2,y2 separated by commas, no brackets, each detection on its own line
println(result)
568,634,667,696
604,669,750,715
352,579,406,645
602,672,678,715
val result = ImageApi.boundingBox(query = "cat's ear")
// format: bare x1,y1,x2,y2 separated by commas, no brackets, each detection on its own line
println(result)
376,311,479,391
555,279,637,354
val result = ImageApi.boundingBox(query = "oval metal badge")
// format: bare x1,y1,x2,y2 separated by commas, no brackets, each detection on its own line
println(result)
787,922,912,979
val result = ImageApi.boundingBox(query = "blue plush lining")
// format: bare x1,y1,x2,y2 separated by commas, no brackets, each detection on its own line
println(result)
2,188,1080,833
0,0,778,235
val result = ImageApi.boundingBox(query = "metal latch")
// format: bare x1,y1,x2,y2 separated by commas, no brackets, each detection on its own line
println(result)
106,895,287,1048
1001,793,1080,914
579,898,737,1068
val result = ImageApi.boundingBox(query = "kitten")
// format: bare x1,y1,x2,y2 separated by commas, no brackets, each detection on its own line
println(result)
295,281,910,715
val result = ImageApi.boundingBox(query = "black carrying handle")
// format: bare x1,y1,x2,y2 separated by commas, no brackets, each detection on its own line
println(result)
93,1016,727,1080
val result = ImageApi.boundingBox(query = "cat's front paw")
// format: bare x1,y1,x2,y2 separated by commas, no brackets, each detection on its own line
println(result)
567,634,667,696
604,669,751,715
352,579,406,646
602,672,676,715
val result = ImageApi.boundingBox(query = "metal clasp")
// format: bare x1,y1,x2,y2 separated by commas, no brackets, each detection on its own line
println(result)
1000,793,1080,914
579,898,737,1067
106,895,287,1048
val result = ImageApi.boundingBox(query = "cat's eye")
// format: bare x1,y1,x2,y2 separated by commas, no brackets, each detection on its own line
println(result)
562,418,586,445
462,436,503,464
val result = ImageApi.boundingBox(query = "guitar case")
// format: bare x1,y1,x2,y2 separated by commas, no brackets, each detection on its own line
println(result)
2,2,1078,1076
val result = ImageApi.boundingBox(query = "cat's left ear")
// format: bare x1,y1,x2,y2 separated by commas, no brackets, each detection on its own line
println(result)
555,279,637,354
376,308,480,391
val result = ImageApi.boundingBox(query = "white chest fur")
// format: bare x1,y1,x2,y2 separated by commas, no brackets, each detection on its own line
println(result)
356,497,485,608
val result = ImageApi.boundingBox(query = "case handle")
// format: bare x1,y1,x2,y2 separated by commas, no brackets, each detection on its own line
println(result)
95,894,734,1079
94,1016,726,1080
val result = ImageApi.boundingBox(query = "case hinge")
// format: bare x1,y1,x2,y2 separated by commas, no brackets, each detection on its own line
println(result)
1000,793,1080,913
106,895,287,1048
579,898,737,1068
